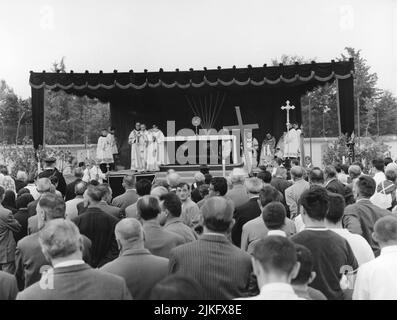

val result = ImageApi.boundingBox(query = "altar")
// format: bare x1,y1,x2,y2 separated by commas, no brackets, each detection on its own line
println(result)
163,134,238,165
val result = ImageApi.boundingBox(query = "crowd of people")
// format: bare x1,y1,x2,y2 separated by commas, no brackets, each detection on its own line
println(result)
1,156,397,300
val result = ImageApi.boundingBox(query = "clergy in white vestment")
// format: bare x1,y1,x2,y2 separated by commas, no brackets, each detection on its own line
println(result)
259,133,276,166
146,125,165,171
96,129,114,173
137,123,149,171
283,124,300,158
128,122,141,171
242,131,259,168
107,126,118,155
82,160,107,183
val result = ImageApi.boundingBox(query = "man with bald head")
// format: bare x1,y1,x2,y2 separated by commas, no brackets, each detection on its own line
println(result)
226,168,249,208
285,166,310,219
111,175,138,215
353,216,397,299
167,172,181,192
137,195,184,258
101,218,169,299
65,167,84,201
169,197,253,300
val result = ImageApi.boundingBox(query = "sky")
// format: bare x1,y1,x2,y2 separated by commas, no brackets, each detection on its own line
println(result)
0,0,396,99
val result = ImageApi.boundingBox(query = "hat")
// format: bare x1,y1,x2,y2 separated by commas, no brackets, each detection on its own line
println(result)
44,157,56,163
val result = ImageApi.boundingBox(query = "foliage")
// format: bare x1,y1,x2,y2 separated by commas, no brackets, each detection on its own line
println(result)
322,134,390,171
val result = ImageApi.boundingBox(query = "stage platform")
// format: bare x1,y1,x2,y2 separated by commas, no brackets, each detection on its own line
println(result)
106,163,244,197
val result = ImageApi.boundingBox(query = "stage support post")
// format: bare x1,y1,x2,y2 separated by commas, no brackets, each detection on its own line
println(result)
336,79,342,136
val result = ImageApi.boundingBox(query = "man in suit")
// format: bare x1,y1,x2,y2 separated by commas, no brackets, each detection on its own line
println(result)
111,175,138,215
241,185,296,252
101,218,168,299
0,186,21,274
64,167,84,201
27,178,52,218
159,192,197,243
226,168,249,209
125,179,152,219
96,184,122,219
270,166,292,199
15,193,91,290
0,270,18,300
169,197,254,300
343,175,390,256
231,177,263,247
38,157,67,197
17,219,131,300
65,181,87,220
73,185,119,267
14,171,28,193
285,166,310,219
324,165,349,197
138,195,184,258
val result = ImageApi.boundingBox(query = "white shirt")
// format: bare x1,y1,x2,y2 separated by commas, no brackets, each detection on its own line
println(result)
353,245,397,300
294,214,305,233
373,171,386,186
83,166,106,183
330,228,375,266
25,184,40,200
236,283,304,300
65,197,84,220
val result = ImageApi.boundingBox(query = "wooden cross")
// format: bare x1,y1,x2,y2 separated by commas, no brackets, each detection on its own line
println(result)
224,106,259,173
281,100,295,127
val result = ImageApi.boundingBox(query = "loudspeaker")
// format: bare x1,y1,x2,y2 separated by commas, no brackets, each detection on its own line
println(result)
108,173,157,198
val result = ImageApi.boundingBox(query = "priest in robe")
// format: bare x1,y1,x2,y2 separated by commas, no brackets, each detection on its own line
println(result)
242,130,259,168
146,125,165,171
137,123,149,172
259,133,276,166
96,129,114,173
107,126,118,171
128,122,141,171
283,123,300,159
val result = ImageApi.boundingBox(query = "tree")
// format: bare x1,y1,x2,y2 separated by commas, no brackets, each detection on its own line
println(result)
374,90,397,135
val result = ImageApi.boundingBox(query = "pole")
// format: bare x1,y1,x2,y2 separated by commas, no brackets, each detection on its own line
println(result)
336,79,342,136
357,96,360,145
308,97,312,165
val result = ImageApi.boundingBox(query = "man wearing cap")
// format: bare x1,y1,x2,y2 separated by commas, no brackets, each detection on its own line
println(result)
38,157,66,197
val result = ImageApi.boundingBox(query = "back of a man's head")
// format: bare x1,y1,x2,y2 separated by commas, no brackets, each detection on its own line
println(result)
324,165,337,180
115,218,143,245
230,168,247,185
136,179,153,197
137,195,161,221
201,196,233,233
252,236,297,278
149,275,205,300
194,172,205,184
38,193,66,221
374,216,397,245
167,172,181,188
300,187,329,221
309,167,324,185
372,158,385,172
16,170,28,181
74,167,84,179
151,186,169,199
210,177,228,196
290,166,304,181
356,175,376,198
123,175,135,189
37,177,52,193
74,181,88,197
85,185,104,203
160,192,182,218
259,185,283,207
244,177,263,195
325,192,346,224
257,170,272,184
385,169,397,183
262,202,286,230
39,219,82,261
291,244,314,286
348,165,362,179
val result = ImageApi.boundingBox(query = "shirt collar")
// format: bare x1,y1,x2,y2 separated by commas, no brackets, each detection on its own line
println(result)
259,283,297,295
164,217,183,227
54,259,85,269
268,230,287,237
381,245,397,255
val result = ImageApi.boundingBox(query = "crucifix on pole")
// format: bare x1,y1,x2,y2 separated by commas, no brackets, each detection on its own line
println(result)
224,106,259,174
281,100,295,158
